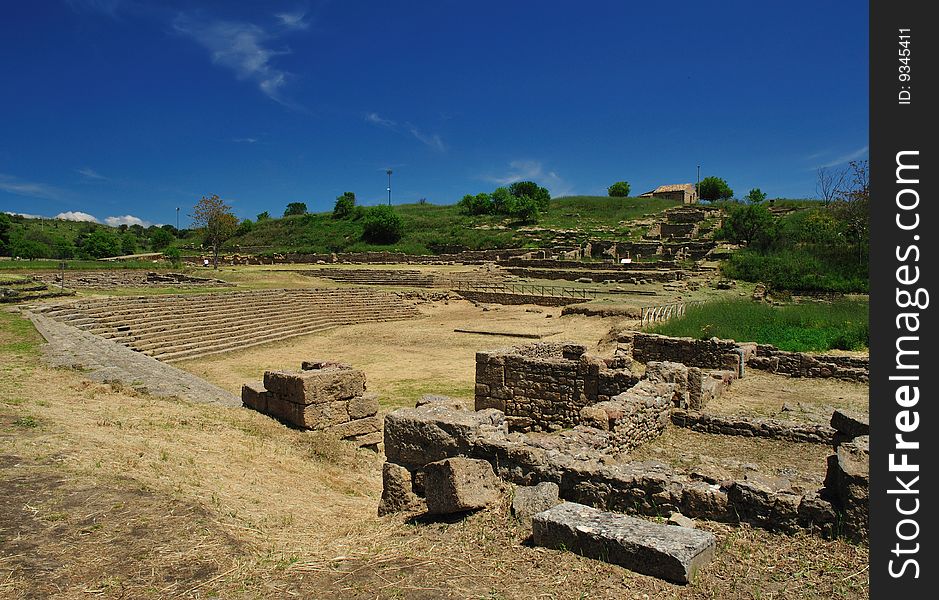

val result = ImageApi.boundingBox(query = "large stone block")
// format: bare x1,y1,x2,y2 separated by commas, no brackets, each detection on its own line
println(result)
512,482,561,527
383,404,505,470
532,502,716,584
423,457,503,514
378,462,425,516
263,368,366,405
241,381,270,412
329,415,381,440
830,409,869,439
826,435,869,542
348,392,380,419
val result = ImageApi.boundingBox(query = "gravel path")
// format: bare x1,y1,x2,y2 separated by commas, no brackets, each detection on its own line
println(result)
27,311,240,407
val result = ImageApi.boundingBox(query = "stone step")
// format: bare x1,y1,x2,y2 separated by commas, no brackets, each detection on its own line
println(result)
532,502,716,585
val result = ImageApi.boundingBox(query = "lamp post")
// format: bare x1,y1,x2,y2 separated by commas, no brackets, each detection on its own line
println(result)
696,165,700,202
175,207,180,236
386,169,393,205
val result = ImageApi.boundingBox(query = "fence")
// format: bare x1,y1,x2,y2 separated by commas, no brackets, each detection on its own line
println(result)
639,301,704,327
455,281,600,300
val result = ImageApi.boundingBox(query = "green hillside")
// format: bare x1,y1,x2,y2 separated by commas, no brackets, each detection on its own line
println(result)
227,196,681,255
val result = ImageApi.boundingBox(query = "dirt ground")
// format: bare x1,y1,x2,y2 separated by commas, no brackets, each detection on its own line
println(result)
1,299,870,599
178,299,624,409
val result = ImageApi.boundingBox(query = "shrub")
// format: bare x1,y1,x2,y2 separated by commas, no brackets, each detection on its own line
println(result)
81,229,121,258
717,203,777,249
608,181,631,197
361,205,404,244
333,192,356,219
698,176,734,201
457,193,493,216
150,228,174,250
284,202,307,217
509,195,540,223
163,247,182,267
11,239,50,260
744,188,767,203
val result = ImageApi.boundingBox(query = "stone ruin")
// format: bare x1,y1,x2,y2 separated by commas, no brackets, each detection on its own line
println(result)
242,360,382,450
378,334,869,580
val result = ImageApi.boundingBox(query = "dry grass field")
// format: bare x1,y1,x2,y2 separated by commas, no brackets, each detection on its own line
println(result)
1,297,870,599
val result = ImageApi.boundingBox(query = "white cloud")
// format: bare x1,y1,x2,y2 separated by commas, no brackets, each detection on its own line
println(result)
232,137,259,143
483,160,574,197
275,10,310,30
3,211,45,219
0,174,65,200
105,215,151,227
77,167,108,180
174,14,294,105
409,127,447,153
365,112,397,128
55,211,100,223
817,145,869,169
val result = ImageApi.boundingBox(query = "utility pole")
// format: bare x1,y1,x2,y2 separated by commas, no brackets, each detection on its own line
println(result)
696,165,700,202
386,169,393,205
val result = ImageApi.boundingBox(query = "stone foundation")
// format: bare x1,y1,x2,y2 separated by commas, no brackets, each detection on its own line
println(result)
242,361,381,449
474,342,640,432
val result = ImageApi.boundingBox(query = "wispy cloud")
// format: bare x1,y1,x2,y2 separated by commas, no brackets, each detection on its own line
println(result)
105,214,151,227
0,174,65,200
365,112,397,128
409,127,447,153
483,160,574,197
3,211,45,219
816,145,869,169
366,112,446,152
76,167,109,181
56,211,100,223
173,13,295,105
275,9,310,31
232,137,259,143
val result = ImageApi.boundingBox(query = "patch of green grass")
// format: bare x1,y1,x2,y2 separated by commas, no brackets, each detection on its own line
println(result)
13,415,41,428
0,310,43,358
649,299,869,352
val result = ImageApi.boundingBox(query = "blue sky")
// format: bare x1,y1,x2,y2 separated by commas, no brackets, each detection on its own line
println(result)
0,0,869,227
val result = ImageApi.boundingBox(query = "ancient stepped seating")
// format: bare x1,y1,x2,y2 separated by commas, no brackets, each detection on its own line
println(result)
299,268,442,287
32,288,420,363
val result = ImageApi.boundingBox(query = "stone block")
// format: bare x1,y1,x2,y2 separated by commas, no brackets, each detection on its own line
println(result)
241,382,270,413
826,435,869,542
329,415,381,440
423,457,503,514
378,462,425,516
263,368,366,405
383,405,505,470
348,392,380,419
512,482,561,527
830,409,869,439
416,394,468,411
532,502,716,584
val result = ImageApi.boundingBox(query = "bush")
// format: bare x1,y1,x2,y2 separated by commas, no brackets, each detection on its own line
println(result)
11,239,50,260
284,202,307,217
744,188,767,203
608,181,631,197
150,228,174,250
457,193,493,216
698,176,734,201
509,195,540,223
361,205,404,244
333,192,356,219
163,247,182,267
717,203,777,249
81,229,121,258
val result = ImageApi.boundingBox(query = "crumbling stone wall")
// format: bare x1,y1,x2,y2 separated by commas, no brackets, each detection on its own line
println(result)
659,222,698,239
503,267,683,284
748,345,869,382
670,410,836,444
458,291,587,307
380,402,841,538
579,380,675,452
475,342,639,432
242,360,381,449
628,332,749,376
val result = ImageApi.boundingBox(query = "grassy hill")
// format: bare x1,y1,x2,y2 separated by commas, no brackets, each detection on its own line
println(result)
227,196,681,255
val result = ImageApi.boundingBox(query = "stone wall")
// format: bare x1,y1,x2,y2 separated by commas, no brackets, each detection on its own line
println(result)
747,345,869,383
628,332,749,376
242,360,381,449
670,410,836,444
474,342,640,432
579,380,675,452
380,402,842,537
497,258,680,271
503,267,684,284
659,223,698,239
458,291,588,307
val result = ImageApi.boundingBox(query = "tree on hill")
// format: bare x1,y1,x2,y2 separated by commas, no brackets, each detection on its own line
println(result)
828,160,869,263
256,211,270,222
718,203,777,250
11,239,49,260
0,213,11,256
607,181,631,197
362,205,404,244
744,188,767,204
457,193,493,216
698,176,734,201
333,192,356,219
284,202,307,217
150,228,174,251
509,181,551,210
120,233,137,255
191,194,238,269
81,229,122,258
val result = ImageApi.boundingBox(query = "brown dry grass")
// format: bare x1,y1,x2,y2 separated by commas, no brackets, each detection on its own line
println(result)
706,372,869,424
177,299,622,409
0,308,869,598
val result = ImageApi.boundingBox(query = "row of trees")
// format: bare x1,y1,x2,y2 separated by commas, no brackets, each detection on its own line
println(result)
605,177,737,201
456,181,551,223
